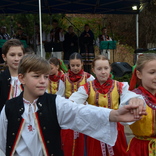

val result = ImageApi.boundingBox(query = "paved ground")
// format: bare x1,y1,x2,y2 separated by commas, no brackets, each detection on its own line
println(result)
124,125,134,144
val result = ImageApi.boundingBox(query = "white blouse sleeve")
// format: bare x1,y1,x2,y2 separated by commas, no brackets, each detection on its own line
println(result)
0,106,8,154
56,95,117,146
69,86,88,104
56,80,65,97
119,82,145,125
119,82,144,106
87,75,95,82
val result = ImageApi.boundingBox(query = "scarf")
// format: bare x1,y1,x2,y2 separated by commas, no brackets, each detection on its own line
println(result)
49,71,63,82
94,78,113,94
68,69,84,82
137,86,156,110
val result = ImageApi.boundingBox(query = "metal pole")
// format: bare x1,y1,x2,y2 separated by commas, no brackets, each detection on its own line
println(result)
39,0,43,57
136,14,139,49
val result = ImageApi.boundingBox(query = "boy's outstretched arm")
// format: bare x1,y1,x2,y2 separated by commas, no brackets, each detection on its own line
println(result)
110,104,147,122
57,95,147,146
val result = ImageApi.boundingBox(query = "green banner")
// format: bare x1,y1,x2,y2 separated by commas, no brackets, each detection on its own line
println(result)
0,39,27,48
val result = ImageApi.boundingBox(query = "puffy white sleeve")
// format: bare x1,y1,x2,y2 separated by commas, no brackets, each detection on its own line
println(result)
56,80,65,97
119,82,145,125
56,79,65,97
87,74,95,82
119,82,144,106
69,86,88,104
0,106,8,154
56,95,117,146
0,149,5,156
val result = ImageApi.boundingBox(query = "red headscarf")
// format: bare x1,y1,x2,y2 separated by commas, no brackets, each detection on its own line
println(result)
129,68,141,91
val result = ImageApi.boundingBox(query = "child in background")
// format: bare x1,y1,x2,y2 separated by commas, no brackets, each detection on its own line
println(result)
69,55,144,156
47,57,67,96
0,54,146,156
128,53,156,156
24,47,35,55
60,52,95,156
61,52,95,98
0,39,24,112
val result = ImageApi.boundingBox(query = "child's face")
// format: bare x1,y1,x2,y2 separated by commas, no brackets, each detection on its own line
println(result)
19,71,49,102
50,63,59,75
136,60,156,95
69,59,83,74
2,46,23,71
92,59,111,84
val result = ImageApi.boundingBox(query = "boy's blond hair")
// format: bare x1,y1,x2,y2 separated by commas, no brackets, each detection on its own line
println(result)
18,54,51,75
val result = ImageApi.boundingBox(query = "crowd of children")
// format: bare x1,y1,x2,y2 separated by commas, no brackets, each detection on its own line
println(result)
69,55,143,156
0,39,152,156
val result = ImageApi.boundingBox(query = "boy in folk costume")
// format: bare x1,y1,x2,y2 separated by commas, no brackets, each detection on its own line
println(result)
0,54,146,156
69,55,145,156
0,39,24,112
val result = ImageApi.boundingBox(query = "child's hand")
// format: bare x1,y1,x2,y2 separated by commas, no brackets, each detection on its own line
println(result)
128,98,146,119
110,104,147,122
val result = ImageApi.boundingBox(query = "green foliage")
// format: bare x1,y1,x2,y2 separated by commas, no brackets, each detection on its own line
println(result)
113,73,132,84
63,15,102,38
115,43,134,66
0,13,108,41
0,13,65,38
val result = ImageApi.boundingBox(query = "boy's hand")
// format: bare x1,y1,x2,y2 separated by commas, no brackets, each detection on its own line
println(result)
128,98,146,118
109,104,147,122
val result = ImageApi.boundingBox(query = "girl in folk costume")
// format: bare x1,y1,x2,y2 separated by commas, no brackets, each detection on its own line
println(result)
47,57,67,96
69,55,143,156
128,53,156,156
0,39,24,112
60,52,95,156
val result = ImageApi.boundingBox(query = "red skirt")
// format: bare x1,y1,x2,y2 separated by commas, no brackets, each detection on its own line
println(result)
61,129,84,156
127,137,149,156
86,123,128,156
